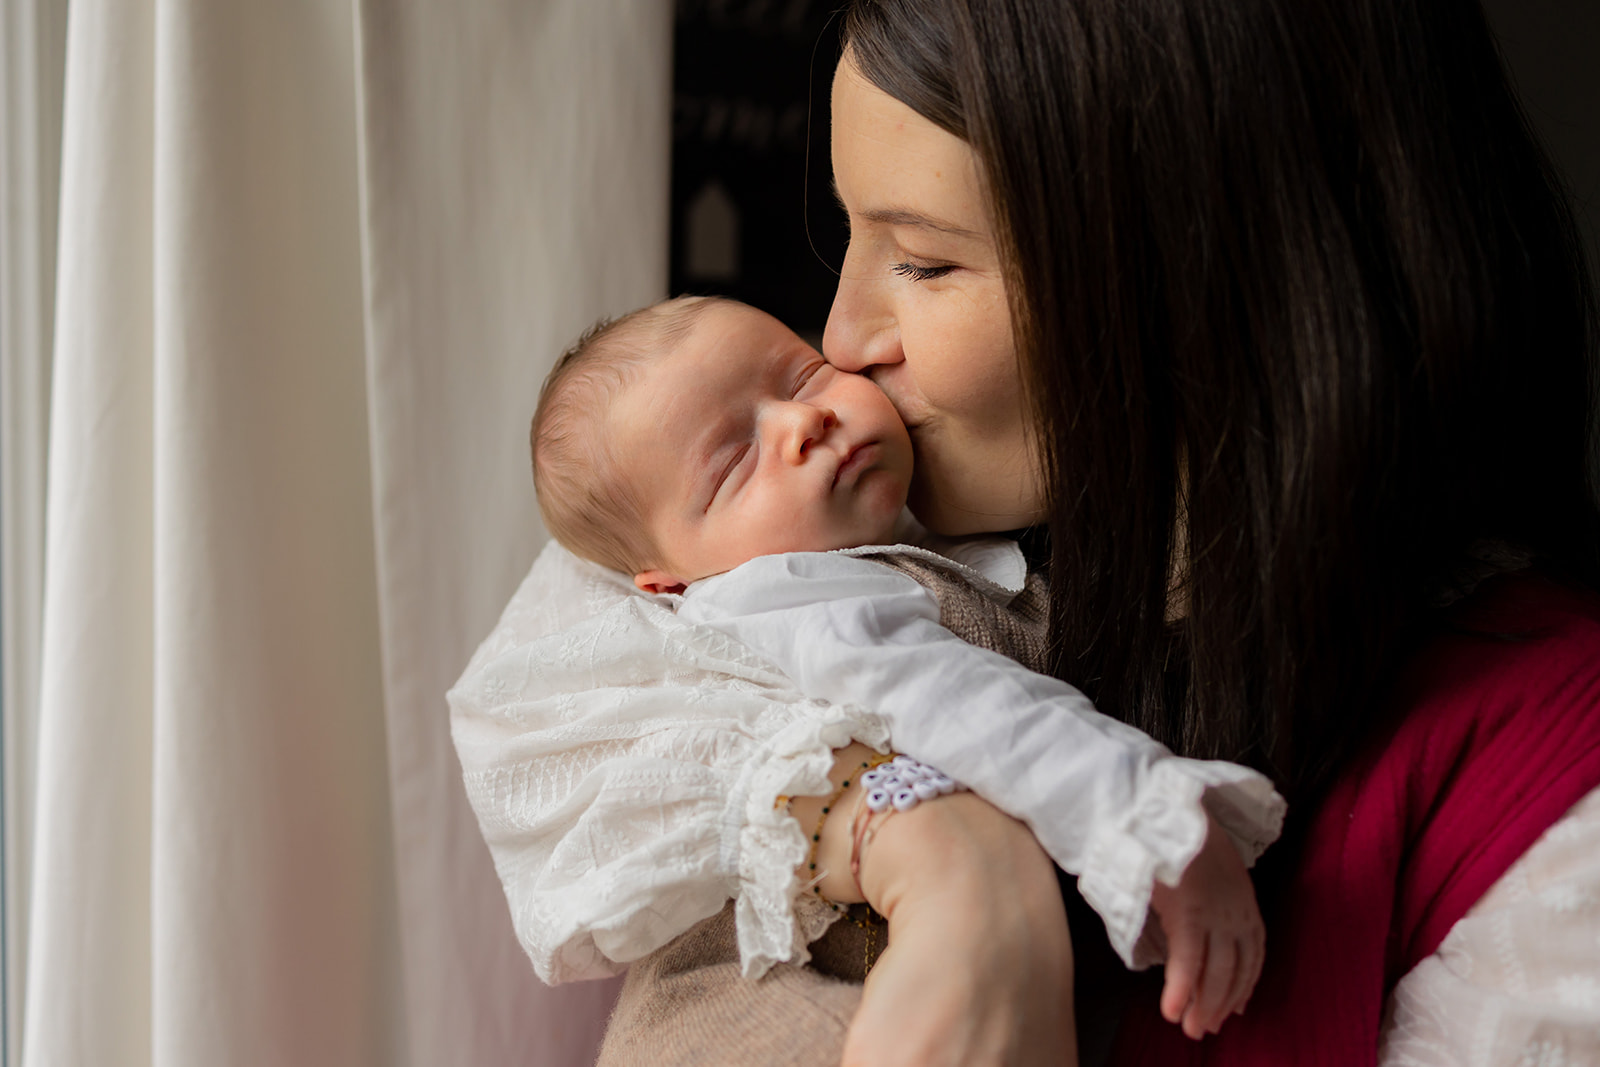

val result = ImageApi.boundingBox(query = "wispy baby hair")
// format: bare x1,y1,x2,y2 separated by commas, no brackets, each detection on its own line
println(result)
531,295,723,574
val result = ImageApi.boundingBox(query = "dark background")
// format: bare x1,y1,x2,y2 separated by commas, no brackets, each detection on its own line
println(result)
1480,0,1600,283
669,1,1600,342
669,0,846,342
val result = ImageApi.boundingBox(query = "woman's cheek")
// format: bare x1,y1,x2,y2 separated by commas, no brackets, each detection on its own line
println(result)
908,338,1024,440
901,360,1042,532
901,418,984,531
905,286,1018,419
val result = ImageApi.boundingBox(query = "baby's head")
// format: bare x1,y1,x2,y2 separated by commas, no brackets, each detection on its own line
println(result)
532,296,914,594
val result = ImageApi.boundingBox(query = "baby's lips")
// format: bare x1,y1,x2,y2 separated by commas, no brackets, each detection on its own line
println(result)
832,441,878,488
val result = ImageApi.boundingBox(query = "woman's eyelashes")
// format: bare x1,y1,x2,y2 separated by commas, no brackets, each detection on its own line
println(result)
891,261,957,282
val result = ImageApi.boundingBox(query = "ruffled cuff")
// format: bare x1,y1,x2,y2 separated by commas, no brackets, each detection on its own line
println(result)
1076,758,1287,969
727,703,893,978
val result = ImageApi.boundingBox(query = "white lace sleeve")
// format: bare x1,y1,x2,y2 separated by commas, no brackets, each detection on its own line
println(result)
447,543,890,984
1377,784,1600,1066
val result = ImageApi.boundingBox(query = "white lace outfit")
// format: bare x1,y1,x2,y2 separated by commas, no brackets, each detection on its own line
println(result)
1375,783,1600,1065
450,540,883,984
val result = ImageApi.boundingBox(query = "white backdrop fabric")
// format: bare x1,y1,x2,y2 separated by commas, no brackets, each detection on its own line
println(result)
18,1,669,1064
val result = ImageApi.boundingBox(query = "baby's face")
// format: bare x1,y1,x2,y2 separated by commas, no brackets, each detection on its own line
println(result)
615,302,913,593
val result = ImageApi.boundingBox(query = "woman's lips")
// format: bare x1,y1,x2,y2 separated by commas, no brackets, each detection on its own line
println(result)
833,442,879,488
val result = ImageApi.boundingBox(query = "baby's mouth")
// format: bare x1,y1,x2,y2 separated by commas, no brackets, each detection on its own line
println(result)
833,442,878,488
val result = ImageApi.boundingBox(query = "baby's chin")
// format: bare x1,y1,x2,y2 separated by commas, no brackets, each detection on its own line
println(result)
850,495,910,549
864,511,905,547
807,513,903,554
861,470,914,541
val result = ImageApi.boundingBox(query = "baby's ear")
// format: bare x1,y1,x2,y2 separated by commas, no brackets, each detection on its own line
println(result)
634,569,690,596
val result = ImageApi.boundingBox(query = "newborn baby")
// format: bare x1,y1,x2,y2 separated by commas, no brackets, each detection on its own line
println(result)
531,294,1285,1036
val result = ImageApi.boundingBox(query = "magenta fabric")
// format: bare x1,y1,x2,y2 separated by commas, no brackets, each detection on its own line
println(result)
1113,572,1600,1065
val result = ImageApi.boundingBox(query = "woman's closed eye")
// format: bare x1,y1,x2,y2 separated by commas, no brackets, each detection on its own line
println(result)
892,261,957,282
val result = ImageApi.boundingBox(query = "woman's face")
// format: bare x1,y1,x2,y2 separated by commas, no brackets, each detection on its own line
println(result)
824,55,1045,536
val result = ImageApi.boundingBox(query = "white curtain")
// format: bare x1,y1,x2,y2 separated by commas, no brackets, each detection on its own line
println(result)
3,0,670,1063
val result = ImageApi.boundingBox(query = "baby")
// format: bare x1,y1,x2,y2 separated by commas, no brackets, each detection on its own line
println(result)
531,294,1285,1038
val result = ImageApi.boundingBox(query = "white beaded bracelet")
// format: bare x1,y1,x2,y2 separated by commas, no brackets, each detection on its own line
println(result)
859,754,965,813
848,754,966,903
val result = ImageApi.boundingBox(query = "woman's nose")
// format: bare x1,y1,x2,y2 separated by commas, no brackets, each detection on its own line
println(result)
824,272,901,373
776,402,837,463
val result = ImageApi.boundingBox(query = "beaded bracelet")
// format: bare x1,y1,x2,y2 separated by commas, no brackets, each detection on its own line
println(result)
861,754,963,813
848,755,967,899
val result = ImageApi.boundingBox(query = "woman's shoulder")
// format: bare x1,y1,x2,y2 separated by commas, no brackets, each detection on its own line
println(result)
1367,569,1600,957
1450,566,1600,630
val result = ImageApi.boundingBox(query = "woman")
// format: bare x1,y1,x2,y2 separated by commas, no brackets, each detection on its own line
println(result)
450,0,1600,1062
822,0,1600,1061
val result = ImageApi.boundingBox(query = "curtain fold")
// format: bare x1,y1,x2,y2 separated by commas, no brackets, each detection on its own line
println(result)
0,2,68,1062
16,1,670,1063
26,0,158,1060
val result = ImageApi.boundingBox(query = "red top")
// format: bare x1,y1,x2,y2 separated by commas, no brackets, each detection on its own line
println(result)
1113,572,1600,1065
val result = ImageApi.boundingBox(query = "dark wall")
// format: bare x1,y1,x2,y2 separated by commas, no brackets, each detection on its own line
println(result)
1482,0,1600,289
669,1,845,340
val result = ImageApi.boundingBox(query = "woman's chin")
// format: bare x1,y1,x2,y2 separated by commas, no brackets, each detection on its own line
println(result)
907,488,1042,538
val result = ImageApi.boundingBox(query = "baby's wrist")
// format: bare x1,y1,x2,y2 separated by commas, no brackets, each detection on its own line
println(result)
785,742,880,906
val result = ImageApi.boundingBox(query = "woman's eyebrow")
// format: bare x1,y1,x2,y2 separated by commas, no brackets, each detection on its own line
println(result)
830,179,979,238
858,207,980,238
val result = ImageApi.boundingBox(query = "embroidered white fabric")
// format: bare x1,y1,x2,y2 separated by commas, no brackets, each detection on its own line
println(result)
448,543,891,983
1376,784,1600,1066
678,551,1287,969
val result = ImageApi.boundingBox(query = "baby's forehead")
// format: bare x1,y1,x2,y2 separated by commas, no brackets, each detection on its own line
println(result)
673,301,793,368
611,299,806,433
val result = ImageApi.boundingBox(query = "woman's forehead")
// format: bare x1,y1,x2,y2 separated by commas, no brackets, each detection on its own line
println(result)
830,57,988,234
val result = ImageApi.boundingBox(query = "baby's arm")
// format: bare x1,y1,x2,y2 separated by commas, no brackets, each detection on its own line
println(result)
680,552,1285,1031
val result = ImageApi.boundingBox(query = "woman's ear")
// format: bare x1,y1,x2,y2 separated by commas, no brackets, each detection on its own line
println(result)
634,569,690,596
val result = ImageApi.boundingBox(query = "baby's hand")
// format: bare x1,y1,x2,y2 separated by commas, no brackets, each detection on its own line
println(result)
1148,812,1265,1039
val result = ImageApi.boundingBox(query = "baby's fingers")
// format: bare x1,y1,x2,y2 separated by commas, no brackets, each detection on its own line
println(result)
1183,932,1236,1039
1228,924,1266,1017
1222,938,1254,1020
1160,930,1204,1027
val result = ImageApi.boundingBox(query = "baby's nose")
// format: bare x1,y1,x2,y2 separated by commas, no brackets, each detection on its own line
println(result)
786,403,836,461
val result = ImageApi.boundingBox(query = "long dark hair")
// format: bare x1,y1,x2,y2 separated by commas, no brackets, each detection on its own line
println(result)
843,0,1599,802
